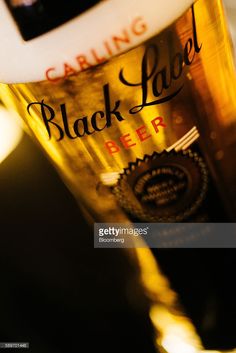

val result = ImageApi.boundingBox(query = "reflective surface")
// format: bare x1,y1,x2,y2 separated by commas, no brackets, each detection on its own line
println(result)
1,0,236,223
0,0,236,351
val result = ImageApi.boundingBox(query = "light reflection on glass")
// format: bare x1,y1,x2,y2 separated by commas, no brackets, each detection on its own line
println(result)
0,106,23,164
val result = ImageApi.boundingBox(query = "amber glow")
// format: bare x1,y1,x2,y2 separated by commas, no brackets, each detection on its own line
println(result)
0,106,22,164
135,246,236,353
134,247,202,353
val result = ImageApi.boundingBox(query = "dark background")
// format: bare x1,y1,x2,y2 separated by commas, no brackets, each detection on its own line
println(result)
0,133,235,352
0,133,156,353
5,0,100,41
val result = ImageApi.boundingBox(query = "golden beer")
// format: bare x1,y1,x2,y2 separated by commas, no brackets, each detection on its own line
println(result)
0,0,235,351
0,0,236,223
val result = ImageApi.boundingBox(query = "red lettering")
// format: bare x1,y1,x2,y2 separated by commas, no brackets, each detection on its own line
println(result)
131,17,147,36
105,141,120,154
64,63,77,78
104,116,167,154
120,133,136,149
151,117,167,133
136,125,152,141
103,41,113,56
91,49,107,64
45,67,62,83
112,30,130,51
76,55,92,71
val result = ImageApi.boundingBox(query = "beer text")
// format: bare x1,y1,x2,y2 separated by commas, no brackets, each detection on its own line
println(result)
119,5,201,114
27,6,202,144
45,17,148,82
105,117,167,154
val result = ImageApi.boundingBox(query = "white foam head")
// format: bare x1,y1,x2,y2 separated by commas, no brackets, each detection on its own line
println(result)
0,0,193,83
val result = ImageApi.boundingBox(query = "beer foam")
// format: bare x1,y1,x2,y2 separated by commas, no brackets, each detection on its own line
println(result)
0,0,193,83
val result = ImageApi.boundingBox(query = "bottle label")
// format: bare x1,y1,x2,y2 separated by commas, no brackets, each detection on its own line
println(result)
113,146,208,222
26,6,202,143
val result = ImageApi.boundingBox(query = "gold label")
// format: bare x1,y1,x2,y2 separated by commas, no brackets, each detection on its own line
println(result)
113,150,208,222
